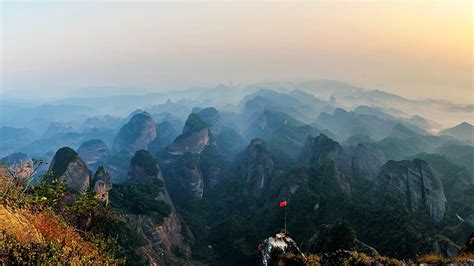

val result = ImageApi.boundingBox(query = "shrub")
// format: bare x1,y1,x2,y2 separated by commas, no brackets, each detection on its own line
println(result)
307,220,357,254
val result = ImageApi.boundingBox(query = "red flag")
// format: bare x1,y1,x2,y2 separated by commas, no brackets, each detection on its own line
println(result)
279,200,287,207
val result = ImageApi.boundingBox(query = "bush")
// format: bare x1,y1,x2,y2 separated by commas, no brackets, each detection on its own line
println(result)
307,220,357,254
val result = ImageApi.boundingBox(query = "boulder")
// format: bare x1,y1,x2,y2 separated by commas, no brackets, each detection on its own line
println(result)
258,233,306,266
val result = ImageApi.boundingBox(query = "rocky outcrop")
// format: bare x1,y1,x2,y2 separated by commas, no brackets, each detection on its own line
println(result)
47,147,91,194
194,107,222,136
430,235,460,258
352,143,385,182
92,166,112,204
241,139,274,199
302,134,351,176
164,152,204,201
258,233,306,266
77,139,109,170
199,146,224,189
127,150,162,182
147,120,180,155
374,159,447,222
246,110,303,140
112,112,157,155
301,134,351,194
166,128,211,155
164,111,212,156
159,111,225,202
124,149,193,264
0,152,34,180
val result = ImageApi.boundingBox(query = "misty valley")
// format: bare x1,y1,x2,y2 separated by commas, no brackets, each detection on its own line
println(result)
1,81,473,265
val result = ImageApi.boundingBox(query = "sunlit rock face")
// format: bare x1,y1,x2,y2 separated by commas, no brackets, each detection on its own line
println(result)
48,147,91,194
92,166,112,204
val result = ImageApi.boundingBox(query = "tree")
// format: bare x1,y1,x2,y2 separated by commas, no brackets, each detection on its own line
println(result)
307,220,356,254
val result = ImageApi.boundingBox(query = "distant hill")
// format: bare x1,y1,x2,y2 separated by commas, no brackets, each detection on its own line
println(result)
439,122,473,142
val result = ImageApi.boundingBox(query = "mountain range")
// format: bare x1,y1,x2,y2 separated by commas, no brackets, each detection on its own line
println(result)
1,81,473,264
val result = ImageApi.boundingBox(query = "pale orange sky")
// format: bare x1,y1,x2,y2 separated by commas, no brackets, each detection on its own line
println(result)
1,1,472,103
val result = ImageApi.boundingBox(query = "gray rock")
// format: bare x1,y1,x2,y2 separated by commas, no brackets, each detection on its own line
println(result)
48,147,91,194
92,166,112,204
124,150,194,265
112,112,157,155
430,235,460,258
258,233,306,266
374,159,447,222
352,143,385,182
242,139,274,199
302,133,351,176
167,128,211,155
195,107,222,136
301,134,351,194
164,152,204,200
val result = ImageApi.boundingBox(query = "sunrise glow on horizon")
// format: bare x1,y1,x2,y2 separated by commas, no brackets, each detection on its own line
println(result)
1,1,472,103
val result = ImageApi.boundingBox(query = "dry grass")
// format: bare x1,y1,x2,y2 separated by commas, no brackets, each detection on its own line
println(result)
306,254,321,265
417,253,449,264
0,167,121,264
0,205,44,245
453,252,474,263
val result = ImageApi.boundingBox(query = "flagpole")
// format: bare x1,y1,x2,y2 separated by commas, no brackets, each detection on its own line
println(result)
284,205,287,234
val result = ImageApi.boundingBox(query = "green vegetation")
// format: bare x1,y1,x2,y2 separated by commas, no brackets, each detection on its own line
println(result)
185,113,208,132
306,220,356,254
130,149,160,177
109,179,171,224
0,167,124,264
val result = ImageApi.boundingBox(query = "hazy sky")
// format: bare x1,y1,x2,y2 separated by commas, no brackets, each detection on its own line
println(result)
1,1,472,102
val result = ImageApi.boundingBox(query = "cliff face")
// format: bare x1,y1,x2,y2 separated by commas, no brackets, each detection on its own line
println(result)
194,107,222,136
92,166,112,204
164,152,204,201
374,159,447,222
302,134,351,176
124,150,193,264
301,134,351,194
112,112,157,155
352,143,385,182
241,139,274,199
159,110,226,202
166,128,211,155
47,147,91,194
